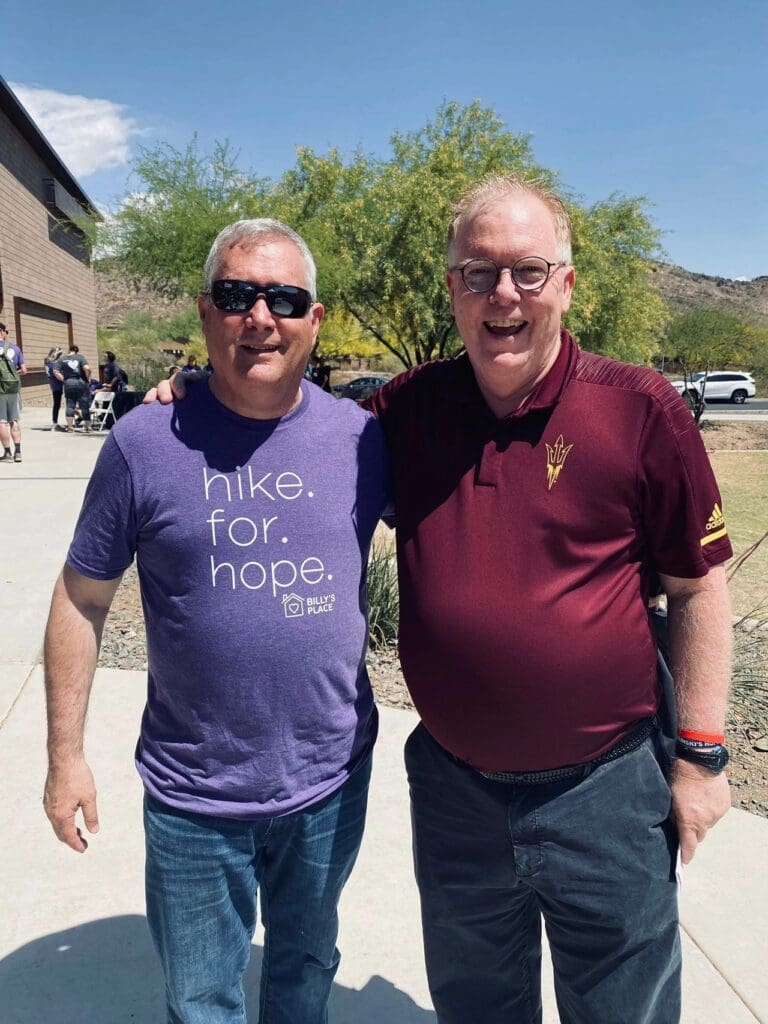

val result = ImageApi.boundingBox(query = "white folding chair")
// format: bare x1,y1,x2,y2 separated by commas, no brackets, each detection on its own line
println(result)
91,391,116,432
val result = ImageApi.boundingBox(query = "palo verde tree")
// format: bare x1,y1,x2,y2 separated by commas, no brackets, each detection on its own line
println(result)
567,196,665,364
273,102,665,369
272,101,554,367
106,102,667,371
665,308,755,421
105,137,270,298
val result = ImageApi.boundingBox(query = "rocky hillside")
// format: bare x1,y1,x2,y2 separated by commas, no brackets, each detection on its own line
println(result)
650,263,768,325
95,263,192,329
94,261,768,330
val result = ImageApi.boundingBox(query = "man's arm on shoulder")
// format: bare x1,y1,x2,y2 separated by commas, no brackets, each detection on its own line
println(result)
43,564,123,853
660,564,732,864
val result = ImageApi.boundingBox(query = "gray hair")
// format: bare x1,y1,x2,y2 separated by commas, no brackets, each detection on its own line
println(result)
447,174,573,265
202,219,317,298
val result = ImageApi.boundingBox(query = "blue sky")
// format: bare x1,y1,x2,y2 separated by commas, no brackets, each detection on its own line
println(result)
3,0,766,280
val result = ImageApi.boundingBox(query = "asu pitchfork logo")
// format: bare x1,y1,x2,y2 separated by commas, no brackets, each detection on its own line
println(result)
545,434,574,490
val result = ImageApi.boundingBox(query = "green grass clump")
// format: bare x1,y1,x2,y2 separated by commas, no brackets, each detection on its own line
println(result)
367,543,399,650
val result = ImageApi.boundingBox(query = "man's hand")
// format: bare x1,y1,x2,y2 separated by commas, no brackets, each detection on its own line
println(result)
143,371,201,405
670,759,731,864
44,759,99,854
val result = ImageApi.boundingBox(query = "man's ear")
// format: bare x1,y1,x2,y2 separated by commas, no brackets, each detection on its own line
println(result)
197,292,208,327
311,303,325,342
560,266,576,315
446,269,456,316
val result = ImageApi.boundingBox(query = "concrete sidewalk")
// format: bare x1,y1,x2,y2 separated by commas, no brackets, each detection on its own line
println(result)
1,406,765,1023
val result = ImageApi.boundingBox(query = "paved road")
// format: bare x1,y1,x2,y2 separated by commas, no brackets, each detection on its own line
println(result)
704,398,768,413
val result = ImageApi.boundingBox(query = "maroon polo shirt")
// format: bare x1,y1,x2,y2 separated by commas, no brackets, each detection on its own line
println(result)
366,331,732,772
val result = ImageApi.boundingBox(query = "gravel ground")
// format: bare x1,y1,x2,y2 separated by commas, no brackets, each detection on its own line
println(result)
86,418,768,818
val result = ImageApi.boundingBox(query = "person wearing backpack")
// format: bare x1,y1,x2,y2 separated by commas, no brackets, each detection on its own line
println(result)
0,322,27,463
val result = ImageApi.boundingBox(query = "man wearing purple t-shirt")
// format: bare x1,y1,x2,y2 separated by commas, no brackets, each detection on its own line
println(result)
43,220,389,1023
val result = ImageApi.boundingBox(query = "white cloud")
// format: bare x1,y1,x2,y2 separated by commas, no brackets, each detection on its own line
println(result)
9,82,140,178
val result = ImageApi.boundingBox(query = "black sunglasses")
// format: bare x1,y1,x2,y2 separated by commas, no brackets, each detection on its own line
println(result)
208,280,312,318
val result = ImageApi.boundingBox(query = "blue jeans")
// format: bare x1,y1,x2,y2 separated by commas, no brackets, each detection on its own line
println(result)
144,756,371,1024
405,724,680,1024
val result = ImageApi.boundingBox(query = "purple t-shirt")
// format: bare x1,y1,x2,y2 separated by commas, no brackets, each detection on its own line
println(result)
2,341,24,370
68,380,390,818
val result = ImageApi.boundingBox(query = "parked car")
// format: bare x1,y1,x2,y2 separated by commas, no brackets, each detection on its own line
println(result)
670,371,756,404
333,375,391,401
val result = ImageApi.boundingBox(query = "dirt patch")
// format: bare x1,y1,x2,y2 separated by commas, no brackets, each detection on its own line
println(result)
700,418,768,450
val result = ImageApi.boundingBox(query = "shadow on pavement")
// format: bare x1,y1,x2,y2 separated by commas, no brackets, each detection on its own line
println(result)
0,915,435,1023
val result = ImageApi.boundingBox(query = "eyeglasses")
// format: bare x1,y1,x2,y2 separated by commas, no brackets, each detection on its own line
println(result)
207,280,312,318
451,257,566,293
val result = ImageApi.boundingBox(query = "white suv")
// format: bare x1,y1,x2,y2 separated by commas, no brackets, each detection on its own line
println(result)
670,371,756,404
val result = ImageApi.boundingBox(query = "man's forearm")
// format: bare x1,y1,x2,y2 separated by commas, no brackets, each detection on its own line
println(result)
661,565,733,863
44,566,119,765
663,565,732,733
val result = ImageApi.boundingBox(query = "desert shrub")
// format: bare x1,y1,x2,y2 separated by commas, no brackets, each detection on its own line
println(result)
729,611,768,737
367,543,399,650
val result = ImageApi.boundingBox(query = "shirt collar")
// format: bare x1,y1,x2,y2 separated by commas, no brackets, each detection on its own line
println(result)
447,329,579,421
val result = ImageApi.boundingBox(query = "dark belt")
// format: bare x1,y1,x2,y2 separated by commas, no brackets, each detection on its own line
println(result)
476,716,659,785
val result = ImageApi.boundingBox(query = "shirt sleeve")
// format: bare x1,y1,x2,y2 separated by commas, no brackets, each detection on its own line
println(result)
637,388,732,577
67,433,138,579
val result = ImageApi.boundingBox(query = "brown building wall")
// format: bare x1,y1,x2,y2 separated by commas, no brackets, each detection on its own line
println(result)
0,105,98,390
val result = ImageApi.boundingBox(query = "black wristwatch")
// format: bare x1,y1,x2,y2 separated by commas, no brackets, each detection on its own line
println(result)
674,741,729,774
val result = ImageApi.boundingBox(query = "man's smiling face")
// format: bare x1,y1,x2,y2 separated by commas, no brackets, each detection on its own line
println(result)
447,193,575,417
198,237,323,419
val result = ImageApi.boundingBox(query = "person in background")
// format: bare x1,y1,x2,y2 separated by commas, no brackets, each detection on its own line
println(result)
44,347,66,431
100,351,125,393
0,321,28,462
54,346,92,433
181,354,200,374
310,353,332,392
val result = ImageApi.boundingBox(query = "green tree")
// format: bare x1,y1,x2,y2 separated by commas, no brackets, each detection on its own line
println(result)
273,101,552,367
107,102,666,371
665,308,753,369
106,138,269,298
567,196,665,364
664,308,755,422
273,103,665,369
743,325,768,391
98,307,204,391
315,307,386,365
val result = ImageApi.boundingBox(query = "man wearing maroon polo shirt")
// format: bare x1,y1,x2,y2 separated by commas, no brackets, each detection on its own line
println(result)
366,175,733,1024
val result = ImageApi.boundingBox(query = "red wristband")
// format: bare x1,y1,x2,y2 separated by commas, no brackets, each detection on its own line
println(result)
677,729,724,744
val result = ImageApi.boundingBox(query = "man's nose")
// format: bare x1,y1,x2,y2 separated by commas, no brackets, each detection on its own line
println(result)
245,295,274,326
491,268,521,303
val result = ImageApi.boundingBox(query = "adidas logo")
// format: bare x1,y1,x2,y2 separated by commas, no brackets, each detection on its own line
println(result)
706,503,725,531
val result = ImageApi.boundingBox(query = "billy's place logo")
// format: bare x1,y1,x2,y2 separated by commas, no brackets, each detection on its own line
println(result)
545,434,574,491
282,592,336,619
